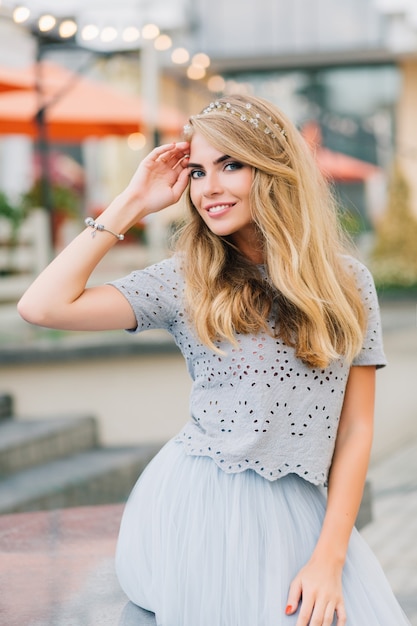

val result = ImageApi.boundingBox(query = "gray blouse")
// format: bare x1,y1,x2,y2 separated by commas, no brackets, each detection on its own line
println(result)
110,255,386,486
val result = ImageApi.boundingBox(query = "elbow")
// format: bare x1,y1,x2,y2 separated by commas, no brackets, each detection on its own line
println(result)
17,294,50,327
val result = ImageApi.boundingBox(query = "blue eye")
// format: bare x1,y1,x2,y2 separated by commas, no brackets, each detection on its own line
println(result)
224,161,243,171
190,169,205,179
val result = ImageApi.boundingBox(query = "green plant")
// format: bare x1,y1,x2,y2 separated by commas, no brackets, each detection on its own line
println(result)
370,161,417,289
21,178,80,217
126,221,147,244
338,208,366,238
0,191,28,246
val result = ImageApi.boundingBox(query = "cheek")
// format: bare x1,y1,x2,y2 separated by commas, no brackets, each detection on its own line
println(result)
242,172,253,197
187,188,203,220
189,182,201,209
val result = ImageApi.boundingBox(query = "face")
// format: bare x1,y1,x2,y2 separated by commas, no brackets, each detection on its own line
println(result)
187,132,262,261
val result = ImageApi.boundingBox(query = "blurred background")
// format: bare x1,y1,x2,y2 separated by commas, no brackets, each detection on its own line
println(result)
0,1,416,624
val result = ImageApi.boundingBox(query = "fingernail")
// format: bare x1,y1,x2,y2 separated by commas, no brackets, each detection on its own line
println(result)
285,605,293,615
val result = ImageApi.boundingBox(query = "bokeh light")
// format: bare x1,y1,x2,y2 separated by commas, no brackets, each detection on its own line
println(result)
59,20,78,38
127,132,147,151
171,47,190,64
13,6,30,23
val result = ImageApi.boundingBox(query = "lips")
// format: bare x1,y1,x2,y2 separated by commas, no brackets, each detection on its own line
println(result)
204,203,235,214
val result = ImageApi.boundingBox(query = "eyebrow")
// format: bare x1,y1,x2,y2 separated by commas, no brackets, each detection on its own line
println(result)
186,154,231,169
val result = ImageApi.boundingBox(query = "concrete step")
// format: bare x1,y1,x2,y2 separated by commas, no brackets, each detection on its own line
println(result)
0,415,99,477
0,443,161,514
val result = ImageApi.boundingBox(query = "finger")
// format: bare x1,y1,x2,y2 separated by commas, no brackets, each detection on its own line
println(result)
301,599,328,626
163,144,190,165
305,600,336,626
154,141,189,158
149,143,176,161
155,153,188,174
172,153,190,171
171,168,191,200
322,602,337,626
286,578,302,616
295,600,314,626
335,601,347,626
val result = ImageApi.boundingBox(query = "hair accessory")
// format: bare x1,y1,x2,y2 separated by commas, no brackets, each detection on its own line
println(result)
192,101,287,139
84,217,125,241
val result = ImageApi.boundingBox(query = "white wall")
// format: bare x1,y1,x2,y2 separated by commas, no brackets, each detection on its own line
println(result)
194,0,384,58
1,351,192,446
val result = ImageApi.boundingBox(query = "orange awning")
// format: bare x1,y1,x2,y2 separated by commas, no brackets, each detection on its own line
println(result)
302,120,380,182
0,64,33,92
0,61,186,141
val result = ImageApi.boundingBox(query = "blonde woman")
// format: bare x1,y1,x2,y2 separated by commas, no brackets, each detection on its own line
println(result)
18,95,410,626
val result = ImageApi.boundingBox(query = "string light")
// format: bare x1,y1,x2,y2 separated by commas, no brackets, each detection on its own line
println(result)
38,14,56,32
192,52,210,69
9,6,197,84
122,26,140,43
187,52,210,80
13,6,30,23
142,23,159,40
187,65,206,80
81,24,99,41
59,20,77,39
208,75,226,92
171,47,189,64
154,34,172,51
100,26,118,43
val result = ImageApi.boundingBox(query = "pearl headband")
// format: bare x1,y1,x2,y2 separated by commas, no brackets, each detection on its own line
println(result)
185,101,287,140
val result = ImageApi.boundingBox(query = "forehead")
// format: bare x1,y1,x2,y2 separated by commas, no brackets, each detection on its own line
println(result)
189,131,224,162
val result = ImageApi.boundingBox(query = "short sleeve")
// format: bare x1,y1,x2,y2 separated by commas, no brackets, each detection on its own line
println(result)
347,258,387,369
107,257,182,333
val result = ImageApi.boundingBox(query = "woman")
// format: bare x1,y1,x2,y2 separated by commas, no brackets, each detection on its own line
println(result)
18,95,410,626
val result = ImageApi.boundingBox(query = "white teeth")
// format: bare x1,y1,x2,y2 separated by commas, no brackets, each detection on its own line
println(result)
208,205,230,213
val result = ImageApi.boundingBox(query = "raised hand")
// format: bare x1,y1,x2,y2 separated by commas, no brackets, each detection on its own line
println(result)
17,141,191,332
125,142,190,217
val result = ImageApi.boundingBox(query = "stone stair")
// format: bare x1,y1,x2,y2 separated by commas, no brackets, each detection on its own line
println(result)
0,392,373,526
0,393,161,515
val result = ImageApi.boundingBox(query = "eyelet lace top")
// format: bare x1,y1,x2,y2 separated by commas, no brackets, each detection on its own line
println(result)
109,255,387,486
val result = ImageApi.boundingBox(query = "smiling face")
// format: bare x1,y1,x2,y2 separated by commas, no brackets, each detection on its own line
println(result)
187,132,263,262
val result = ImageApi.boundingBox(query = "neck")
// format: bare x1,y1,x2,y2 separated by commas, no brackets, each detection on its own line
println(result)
228,234,264,264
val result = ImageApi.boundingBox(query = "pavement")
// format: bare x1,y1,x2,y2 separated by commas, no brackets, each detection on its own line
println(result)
361,299,417,626
360,298,417,625
361,437,417,625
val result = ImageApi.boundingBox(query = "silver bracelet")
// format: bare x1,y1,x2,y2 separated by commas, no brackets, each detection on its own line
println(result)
84,217,125,241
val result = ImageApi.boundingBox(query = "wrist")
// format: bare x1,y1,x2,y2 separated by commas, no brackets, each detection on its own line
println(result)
310,540,347,570
84,217,124,241
97,189,148,234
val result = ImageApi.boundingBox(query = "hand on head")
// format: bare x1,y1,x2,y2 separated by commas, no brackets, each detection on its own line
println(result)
125,142,190,217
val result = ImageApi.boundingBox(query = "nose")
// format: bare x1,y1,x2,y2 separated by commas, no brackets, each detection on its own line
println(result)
202,170,222,196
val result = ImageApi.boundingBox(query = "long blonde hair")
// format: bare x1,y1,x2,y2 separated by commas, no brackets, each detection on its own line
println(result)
175,94,366,368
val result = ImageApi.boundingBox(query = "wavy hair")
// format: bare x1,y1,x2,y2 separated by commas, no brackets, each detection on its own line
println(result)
175,94,366,368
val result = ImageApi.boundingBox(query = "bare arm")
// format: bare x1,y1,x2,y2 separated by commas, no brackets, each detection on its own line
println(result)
286,365,376,626
17,142,190,331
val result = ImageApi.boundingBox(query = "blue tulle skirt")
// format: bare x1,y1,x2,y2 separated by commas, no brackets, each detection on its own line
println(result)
115,439,410,626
